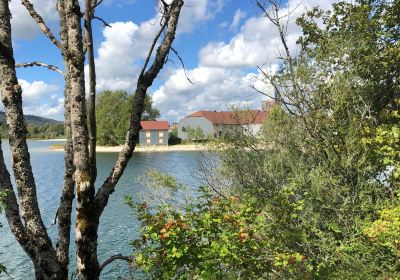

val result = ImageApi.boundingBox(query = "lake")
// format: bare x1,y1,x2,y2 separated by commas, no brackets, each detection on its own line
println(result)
0,140,202,279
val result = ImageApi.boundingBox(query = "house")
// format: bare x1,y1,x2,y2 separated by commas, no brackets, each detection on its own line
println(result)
139,121,169,145
177,108,270,140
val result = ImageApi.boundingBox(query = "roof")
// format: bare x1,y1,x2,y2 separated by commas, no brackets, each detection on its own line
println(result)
188,110,268,125
140,121,169,130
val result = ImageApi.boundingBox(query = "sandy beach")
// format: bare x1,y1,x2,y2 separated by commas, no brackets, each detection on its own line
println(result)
49,143,211,152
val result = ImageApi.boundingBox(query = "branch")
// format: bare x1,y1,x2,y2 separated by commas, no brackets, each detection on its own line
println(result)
99,254,131,272
94,0,184,215
85,0,98,185
16,62,64,75
171,47,194,84
21,0,63,51
0,140,34,257
140,20,167,78
0,4,62,274
92,16,111,27
51,208,59,225
91,0,103,13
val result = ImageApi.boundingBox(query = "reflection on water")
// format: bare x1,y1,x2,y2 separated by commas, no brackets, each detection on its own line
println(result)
0,140,201,279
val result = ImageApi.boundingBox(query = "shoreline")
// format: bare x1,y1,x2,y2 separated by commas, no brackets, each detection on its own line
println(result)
49,143,211,153
37,138,67,142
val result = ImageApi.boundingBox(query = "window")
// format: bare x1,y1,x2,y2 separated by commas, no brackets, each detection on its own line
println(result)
159,131,164,138
146,131,151,138
146,138,151,144
158,138,163,144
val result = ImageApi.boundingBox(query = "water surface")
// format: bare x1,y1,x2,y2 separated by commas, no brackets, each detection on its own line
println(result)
0,140,201,279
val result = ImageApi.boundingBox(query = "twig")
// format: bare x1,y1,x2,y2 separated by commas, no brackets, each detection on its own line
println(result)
94,0,184,215
91,0,103,13
140,20,168,77
171,47,194,84
21,0,63,51
99,254,131,272
15,62,64,75
92,16,111,27
51,208,59,226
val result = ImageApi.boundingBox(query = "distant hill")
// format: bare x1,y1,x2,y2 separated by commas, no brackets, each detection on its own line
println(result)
0,111,61,125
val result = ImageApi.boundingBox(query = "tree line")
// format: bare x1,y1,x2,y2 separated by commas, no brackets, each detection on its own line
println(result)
0,91,160,142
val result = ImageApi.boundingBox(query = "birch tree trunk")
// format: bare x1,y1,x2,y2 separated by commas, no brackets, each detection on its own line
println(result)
0,0,185,279
0,0,65,278
59,0,100,278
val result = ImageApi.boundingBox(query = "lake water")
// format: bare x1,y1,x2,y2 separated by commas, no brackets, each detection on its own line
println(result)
0,140,202,279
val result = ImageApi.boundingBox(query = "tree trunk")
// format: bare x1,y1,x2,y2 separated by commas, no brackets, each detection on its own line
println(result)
60,0,100,278
0,0,65,278
1,0,185,278
85,0,97,186
55,0,75,273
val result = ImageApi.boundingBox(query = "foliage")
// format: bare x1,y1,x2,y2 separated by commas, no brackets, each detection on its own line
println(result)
183,125,205,142
362,109,400,186
128,185,310,279
0,122,64,139
364,196,400,257
168,127,181,145
26,123,64,139
128,0,400,279
96,90,160,146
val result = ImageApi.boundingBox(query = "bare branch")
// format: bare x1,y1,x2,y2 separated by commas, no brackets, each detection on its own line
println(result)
20,0,63,51
99,254,131,272
0,2,65,276
171,47,194,84
94,0,184,215
91,0,103,12
92,16,111,27
51,208,59,226
85,0,97,185
16,61,64,75
140,20,168,77
54,1,76,271
0,140,34,257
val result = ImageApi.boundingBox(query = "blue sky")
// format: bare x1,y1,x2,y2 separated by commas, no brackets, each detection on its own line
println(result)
9,0,335,122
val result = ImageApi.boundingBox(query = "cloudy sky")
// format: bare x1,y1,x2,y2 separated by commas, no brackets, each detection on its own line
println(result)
10,0,336,122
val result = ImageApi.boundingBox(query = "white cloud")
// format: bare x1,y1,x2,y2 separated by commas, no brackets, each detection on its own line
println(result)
23,102,64,118
153,66,274,121
17,79,63,119
10,0,59,40
178,0,224,33
102,0,137,7
230,9,246,31
152,0,343,121
19,80,59,100
91,0,224,93
199,0,338,69
90,20,161,93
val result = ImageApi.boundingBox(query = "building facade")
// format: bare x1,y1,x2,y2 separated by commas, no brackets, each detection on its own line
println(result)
139,121,169,145
177,109,270,140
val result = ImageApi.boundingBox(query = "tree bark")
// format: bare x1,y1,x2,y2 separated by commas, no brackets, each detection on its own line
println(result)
0,0,65,279
85,0,97,186
1,1,184,279
54,1,75,273
55,76,75,273
60,0,100,278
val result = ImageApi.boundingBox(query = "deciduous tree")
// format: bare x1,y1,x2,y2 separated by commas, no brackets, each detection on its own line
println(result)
0,0,184,279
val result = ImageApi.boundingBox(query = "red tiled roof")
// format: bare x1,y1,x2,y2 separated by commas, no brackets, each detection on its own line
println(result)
188,110,268,125
140,121,169,130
